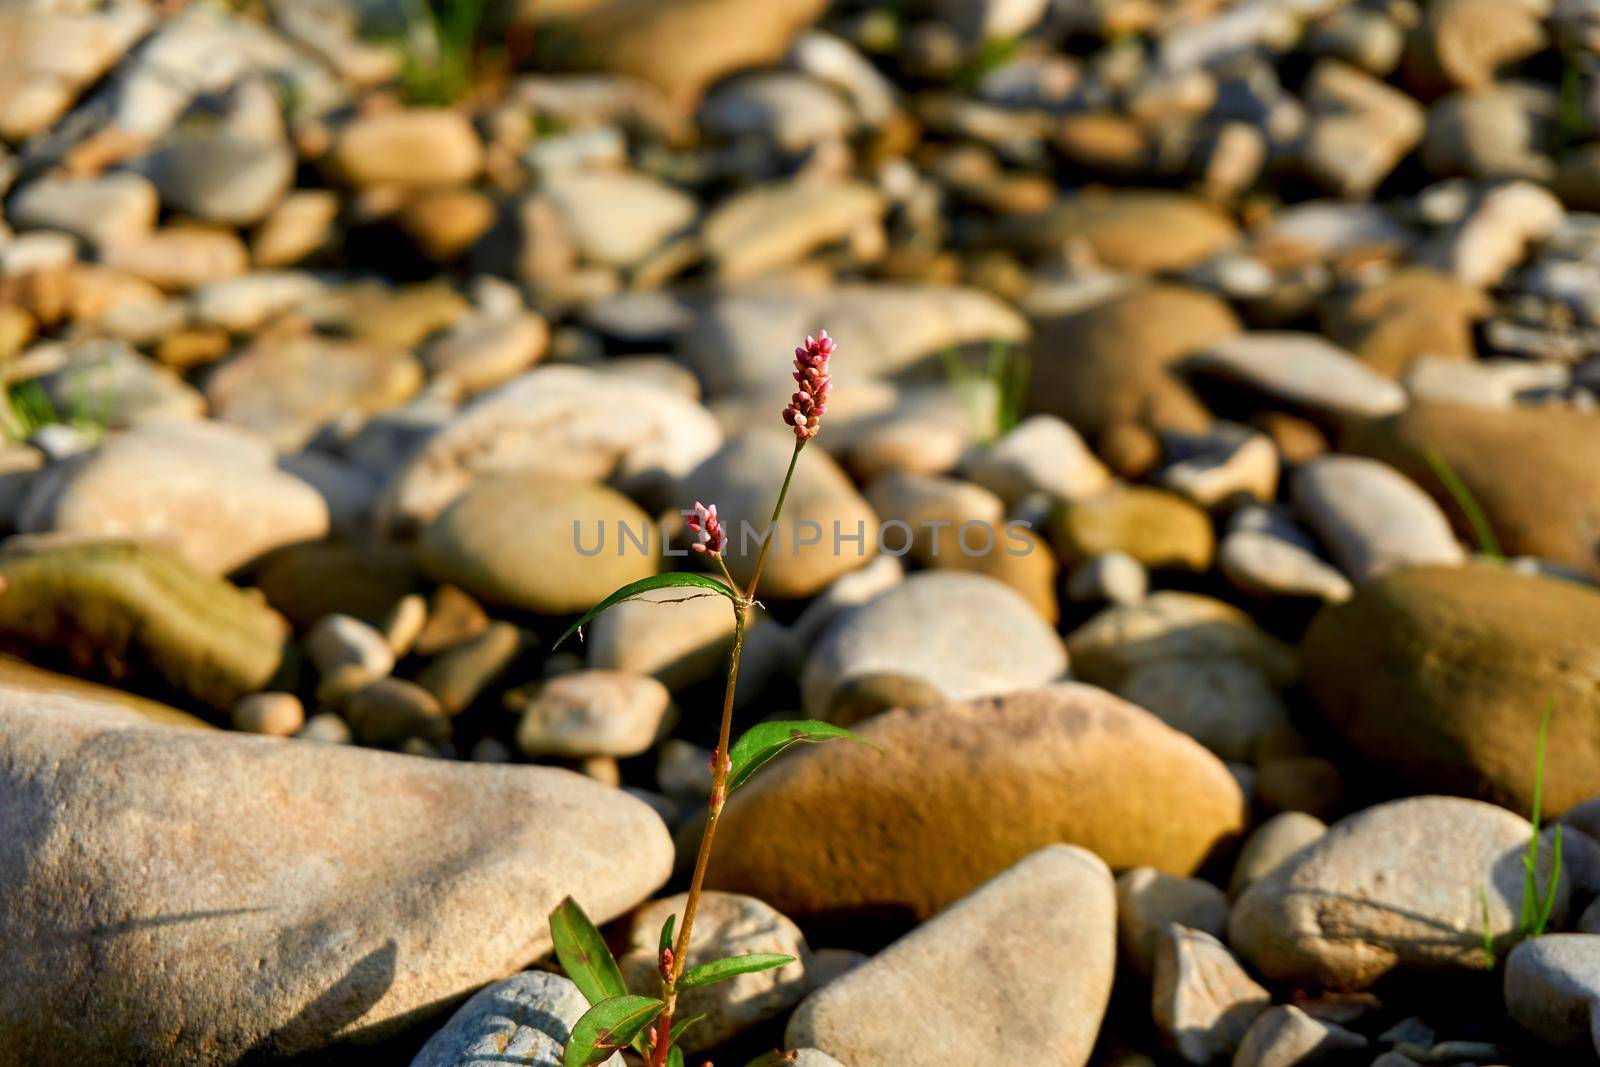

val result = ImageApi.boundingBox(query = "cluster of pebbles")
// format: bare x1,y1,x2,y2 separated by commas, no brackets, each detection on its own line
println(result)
2,0,1600,1064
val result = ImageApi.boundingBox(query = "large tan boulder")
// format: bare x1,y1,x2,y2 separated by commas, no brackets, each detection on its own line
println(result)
0,695,672,1064
1303,564,1600,816
706,684,1246,921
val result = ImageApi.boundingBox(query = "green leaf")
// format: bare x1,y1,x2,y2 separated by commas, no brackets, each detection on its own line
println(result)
554,573,737,648
742,1053,797,1067
680,953,797,991
727,720,878,793
549,897,626,1008
668,1048,684,1067
669,1013,706,1043
563,996,665,1067
658,913,677,957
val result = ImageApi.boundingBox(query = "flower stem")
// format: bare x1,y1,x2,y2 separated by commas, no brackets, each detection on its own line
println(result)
746,440,804,601
656,441,804,1063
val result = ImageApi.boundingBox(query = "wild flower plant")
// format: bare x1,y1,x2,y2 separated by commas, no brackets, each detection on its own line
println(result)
548,332,874,1067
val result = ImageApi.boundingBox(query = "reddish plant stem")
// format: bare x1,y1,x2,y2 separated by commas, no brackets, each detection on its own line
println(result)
655,442,805,1064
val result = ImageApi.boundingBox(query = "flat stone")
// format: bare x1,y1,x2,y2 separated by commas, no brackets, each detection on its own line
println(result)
1027,284,1238,439
1051,485,1215,571
0,5,154,141
962,414,1112,505
1230,796,1570,990
419,472,659,616
514,670,672,758
410,970,620,1067
138,128,295,225
582,584,740,691
205,333,423,452
534,0,829,111
677,430,878,600
678,284,1027,398
1066,592,1297,689
330,109,483,188
1116,869,1230,977
422,311,549,395
1232,1005,1366,1067
0,541,286,710
1229,812,1327,900
542,169,696,268
699,70,853,151
18,421,328,575
1504,934,1600,1052
1007,190,1239,273
99,226,250,293
1152,926,1271,1065
1290,455,1464,584
1218,526,1352,603
416,622,521,716
708,684,1246,921
379,365,722,536
801,570,1066,720
34,338,206,429
9,172,159,248
786,846,1115,1066
0,694,670,1063
1115,658,1291,764
1187,332,1407,423
622,892,810,1052
704,180,885,282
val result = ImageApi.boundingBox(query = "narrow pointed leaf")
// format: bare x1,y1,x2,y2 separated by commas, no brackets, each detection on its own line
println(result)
668,1048,684,1067
554,573,736,648
563,996,665,1067
658,913,677,956
728,720,878,793
549,897,626,1007
669,1013,706,1043
680,953,797,991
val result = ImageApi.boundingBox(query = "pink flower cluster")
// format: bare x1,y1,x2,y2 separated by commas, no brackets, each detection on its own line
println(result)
783,330,834,441
686,501,726,557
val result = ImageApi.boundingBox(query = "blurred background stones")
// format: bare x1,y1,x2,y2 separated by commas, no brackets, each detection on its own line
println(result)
3,0,1600,1063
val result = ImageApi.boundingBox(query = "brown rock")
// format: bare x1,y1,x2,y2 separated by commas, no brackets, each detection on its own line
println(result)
534,0,828,110
1319,269,1490,377
1028,285,1240,438
1009,190,1239,273
707,684,1246,921
1402,0,1546,94
1343,402,1600,577
1051,485,1215,571
253,543,422,630
1303,565,1600,816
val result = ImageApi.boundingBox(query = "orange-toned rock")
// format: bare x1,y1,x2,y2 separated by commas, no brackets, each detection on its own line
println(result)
707,684,1246,921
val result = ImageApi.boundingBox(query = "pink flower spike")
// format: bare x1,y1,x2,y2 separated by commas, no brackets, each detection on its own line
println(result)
685,500,726,558
782,329,834,441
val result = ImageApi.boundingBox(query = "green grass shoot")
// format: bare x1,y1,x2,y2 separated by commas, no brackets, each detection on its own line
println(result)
1424,446,1503,561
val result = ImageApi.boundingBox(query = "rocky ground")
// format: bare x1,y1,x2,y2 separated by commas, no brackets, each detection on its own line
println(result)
2,0,1600,1064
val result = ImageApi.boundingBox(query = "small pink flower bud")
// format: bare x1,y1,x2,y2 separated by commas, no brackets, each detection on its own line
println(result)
659,946,675,978
685,500,726,557
782,330,834,441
